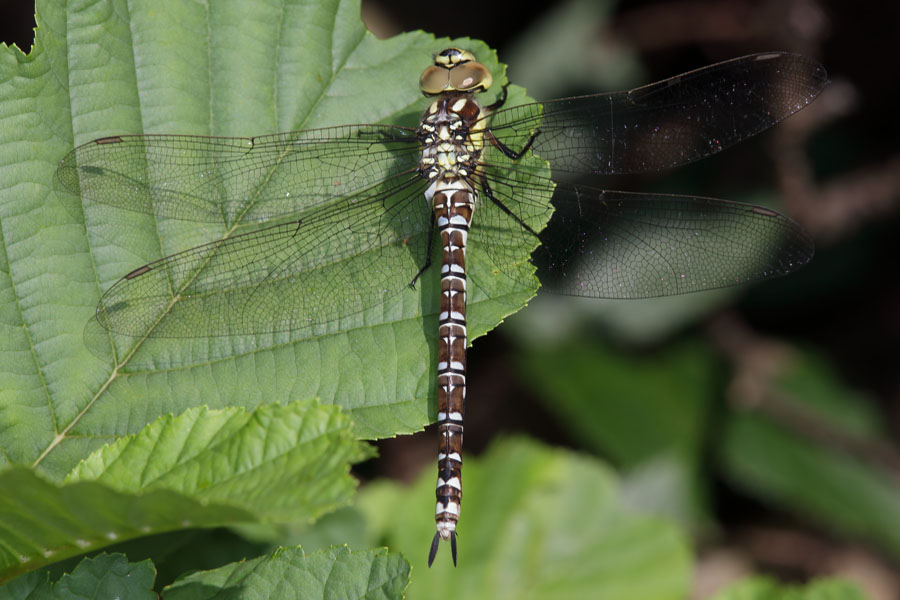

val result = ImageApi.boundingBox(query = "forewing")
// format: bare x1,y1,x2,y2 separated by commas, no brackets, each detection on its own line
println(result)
485,53,827,175
57,125,420,225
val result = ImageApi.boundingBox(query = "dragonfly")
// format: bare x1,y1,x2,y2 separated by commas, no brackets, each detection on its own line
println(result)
58,48,827,566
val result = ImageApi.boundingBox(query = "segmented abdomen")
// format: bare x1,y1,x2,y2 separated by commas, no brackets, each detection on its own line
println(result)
430,179,475,558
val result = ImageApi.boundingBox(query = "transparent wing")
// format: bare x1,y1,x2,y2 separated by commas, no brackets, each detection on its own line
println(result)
485,52,827,175
75,52,825,344
57,125,421,224
475,170,813,299
93,177,432,338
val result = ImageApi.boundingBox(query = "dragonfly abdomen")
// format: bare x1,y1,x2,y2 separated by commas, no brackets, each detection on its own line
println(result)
428,178,475,567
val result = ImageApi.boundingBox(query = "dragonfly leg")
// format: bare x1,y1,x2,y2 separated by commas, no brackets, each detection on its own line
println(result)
480,176,541,239
409,216,436,288
486,127,541,161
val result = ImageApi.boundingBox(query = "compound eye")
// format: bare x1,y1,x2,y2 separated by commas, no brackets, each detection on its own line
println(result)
420,66,451,95
449,63,492,92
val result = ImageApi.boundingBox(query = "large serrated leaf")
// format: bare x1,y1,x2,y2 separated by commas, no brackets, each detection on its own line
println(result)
0,554,156,600
164,546,409,600
0,0,540,481
0,401,370,583
68,402,372,520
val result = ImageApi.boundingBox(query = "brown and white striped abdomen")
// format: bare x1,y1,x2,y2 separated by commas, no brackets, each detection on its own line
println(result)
428,176,475,564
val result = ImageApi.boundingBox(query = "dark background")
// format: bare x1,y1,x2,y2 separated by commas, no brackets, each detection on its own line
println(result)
5,1,898,596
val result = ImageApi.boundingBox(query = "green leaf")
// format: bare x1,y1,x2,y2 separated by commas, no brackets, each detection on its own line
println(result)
357,438,691,600
109,528,271,591
68,401,371,519
0,553,156,599
0,401,370,583
710,576,870,600
514,336,717,527
163,546,409,600
516,337,716,464
718,349,900,560
0,0,540,473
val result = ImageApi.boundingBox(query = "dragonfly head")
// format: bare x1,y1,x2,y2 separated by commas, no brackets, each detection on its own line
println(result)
420,48,492,96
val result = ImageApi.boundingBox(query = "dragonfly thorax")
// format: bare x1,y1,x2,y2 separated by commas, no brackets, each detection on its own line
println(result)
418,94,485,183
